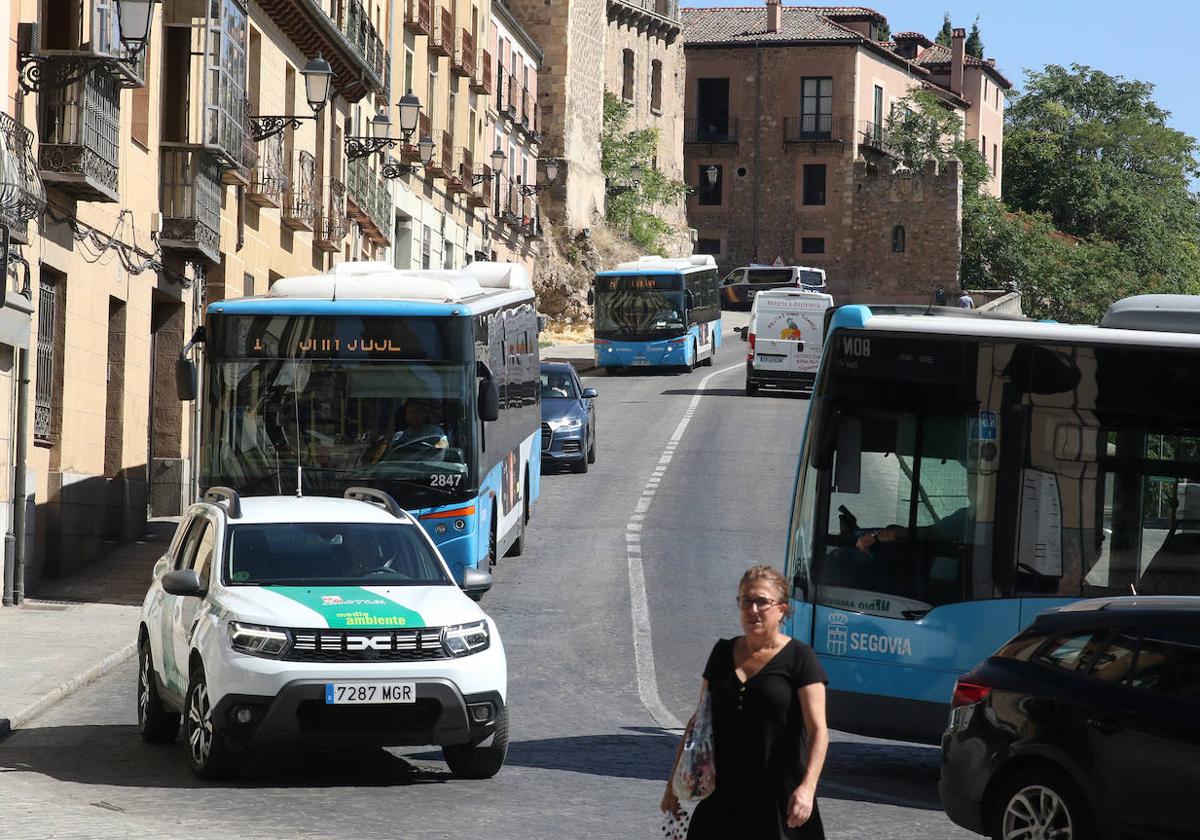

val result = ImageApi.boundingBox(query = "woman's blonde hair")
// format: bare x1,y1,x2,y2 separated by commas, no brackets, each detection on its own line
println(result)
739,565,791,616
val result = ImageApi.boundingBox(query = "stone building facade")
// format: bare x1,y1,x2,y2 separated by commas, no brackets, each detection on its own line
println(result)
682,4,1010,302
502,0,684,240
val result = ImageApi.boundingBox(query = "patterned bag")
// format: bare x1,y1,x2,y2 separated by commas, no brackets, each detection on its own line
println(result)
659,804,692,840
671,690,716,801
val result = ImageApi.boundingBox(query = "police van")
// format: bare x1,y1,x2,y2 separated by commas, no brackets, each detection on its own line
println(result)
739,288,834,395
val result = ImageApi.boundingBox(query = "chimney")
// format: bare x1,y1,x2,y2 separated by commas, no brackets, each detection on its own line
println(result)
950,27,965,95
766,0,781,33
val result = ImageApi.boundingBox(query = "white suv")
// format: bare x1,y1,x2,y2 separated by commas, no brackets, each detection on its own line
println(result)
137,486,507,780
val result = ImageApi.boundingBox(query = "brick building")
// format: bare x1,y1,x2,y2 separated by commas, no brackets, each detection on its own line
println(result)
503,0,685,239
682,3,1012,303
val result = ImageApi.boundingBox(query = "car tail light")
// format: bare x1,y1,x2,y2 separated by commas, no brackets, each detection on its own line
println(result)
951,680,992,708
747,333,756,361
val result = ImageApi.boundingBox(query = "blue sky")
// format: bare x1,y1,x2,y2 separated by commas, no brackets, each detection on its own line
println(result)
682,1,1199,147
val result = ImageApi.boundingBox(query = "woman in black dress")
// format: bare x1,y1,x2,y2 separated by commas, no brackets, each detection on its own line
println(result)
662,565,829,839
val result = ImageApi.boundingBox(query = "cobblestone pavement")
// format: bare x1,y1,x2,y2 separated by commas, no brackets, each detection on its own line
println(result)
0,321,974,839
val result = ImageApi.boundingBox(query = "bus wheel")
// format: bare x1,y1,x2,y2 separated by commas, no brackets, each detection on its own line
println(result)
686,341,697,373
701,340,715,367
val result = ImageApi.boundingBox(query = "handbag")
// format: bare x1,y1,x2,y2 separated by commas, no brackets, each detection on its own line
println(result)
671,689,716,801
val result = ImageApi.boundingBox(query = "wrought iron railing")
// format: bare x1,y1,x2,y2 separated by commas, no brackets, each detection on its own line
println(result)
405,0,432,34
248,132,287,207
0,112,47,242
314,176,347,251
342,0,390,97
683,118,738,145
283,150,317,230
858,120,891,153
37,67,121,200
159,145,222,261
34,280,57,442
784,114,845,143
345,156,390,241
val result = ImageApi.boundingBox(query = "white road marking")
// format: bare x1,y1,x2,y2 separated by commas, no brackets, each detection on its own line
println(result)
626,361,742,730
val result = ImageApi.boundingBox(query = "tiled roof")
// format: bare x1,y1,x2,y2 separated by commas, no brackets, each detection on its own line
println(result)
681,7,868,43
914,43,952,64
893,31,932,45
789,5,886,19
915,43,1012,87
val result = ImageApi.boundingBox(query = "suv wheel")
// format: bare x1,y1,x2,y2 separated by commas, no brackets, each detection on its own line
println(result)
184,663,240,779
991,766,1094,840
137,638,180,743
443,706,509,779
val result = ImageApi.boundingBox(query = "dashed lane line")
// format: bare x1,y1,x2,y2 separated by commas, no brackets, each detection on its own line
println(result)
626,361,743,731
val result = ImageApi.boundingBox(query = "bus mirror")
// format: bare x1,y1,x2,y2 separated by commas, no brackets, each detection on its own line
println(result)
176,355,197,402
686,290,695,308
478,378,500,422
834,416,862,494
537,314,548,333
587,289,594,306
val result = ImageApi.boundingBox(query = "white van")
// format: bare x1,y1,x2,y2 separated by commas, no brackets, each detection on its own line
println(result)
740,289,834,395
720,265,827,309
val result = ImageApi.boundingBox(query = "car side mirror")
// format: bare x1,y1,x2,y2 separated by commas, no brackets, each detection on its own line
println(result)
162,568,207,598
477,366,500,422
737,326,748,342
581,387,598,399
461,567,493,601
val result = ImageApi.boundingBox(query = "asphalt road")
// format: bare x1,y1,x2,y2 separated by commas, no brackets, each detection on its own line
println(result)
0,322,975,839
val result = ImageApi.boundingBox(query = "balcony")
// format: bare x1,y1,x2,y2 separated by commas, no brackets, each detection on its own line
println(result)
500,177,521,227
473,50,493,95
425,130,453,178
858,120,894,155
470,164,491,209
500,74,519,122
453,29,475,79
401,113,432,163
19,3,146,90
784,115,853,149
447,147,471,195
345,157,391,245
313,176,347,253
282,150,317,232
429,7,453,58
255,0,387,102
606,0,682,43
405,0,432,34
518,88,534,134
684,118,739,147
248,133,288,208
222,102,258,187
37,67,120,202
159,145,222,264
0,113,47,244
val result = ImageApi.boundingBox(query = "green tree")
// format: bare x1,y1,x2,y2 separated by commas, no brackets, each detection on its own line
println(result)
935,13,953,46
601,91,688,254
965,17,984,58
875,20,890,42
884,90,988,193
1003,63,1200,297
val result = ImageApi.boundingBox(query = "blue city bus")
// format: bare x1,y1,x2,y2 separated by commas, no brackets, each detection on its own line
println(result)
591,255,722,370
185,261,541,581
784,297,1200,743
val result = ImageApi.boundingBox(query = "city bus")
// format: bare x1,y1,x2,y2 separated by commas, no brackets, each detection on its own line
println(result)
783,296,1200,743
181,260,541,581
591,255,722,370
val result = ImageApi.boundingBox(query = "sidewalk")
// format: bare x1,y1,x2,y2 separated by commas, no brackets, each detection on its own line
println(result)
540,340,596,372
0,519,177,736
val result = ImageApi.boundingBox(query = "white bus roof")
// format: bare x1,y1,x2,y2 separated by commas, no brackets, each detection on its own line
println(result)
267,261,532,308
608,254,717,273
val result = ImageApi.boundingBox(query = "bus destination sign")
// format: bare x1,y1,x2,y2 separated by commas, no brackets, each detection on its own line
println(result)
597,275,683,292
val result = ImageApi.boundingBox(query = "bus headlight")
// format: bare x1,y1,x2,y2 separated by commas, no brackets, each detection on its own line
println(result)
435,523,448,535
453,518,466,531
442,620,490,657
229,622,290,657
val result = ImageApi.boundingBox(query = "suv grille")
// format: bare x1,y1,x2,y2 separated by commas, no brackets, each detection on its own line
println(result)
285,628,449,662
541,422,553,452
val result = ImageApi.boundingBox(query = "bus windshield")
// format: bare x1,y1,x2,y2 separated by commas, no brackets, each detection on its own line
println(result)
594,288,687,339
202,314,475,507
791,331,1200,620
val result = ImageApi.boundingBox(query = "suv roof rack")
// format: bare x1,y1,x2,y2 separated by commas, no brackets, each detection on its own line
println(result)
344,486,407,520
203,486,242,519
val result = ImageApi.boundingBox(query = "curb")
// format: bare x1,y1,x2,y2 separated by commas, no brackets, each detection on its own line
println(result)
0,640,137,737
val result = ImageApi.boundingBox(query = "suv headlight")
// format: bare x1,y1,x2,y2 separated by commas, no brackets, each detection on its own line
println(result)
229,621,290,658
551,417,581,430
441,620,490,657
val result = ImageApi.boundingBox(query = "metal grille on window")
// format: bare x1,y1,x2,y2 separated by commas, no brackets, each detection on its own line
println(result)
34,281,56,441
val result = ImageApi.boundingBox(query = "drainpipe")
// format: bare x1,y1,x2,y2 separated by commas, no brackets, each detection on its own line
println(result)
5,255,32,605
752,39,762,262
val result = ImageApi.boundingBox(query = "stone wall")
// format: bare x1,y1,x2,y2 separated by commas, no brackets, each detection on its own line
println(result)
505,0,606,231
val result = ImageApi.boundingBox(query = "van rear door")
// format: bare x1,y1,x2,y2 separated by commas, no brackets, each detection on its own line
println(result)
752,292,833,378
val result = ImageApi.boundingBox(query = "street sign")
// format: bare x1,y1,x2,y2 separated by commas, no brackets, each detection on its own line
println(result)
772,256,784,267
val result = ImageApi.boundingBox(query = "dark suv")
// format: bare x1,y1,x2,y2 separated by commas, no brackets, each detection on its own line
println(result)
940,597,1200,840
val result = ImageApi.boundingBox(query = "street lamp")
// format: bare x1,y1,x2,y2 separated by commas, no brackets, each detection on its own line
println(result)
18,0,160,92
704,164,719,187
346,90,425,160
381,135,437,179
606,160,642,197
516,158,561,196
247,54,333,142
471,147,506,186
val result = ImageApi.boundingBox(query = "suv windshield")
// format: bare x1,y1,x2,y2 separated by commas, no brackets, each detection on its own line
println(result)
541,369,577,399
225,522,452,586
